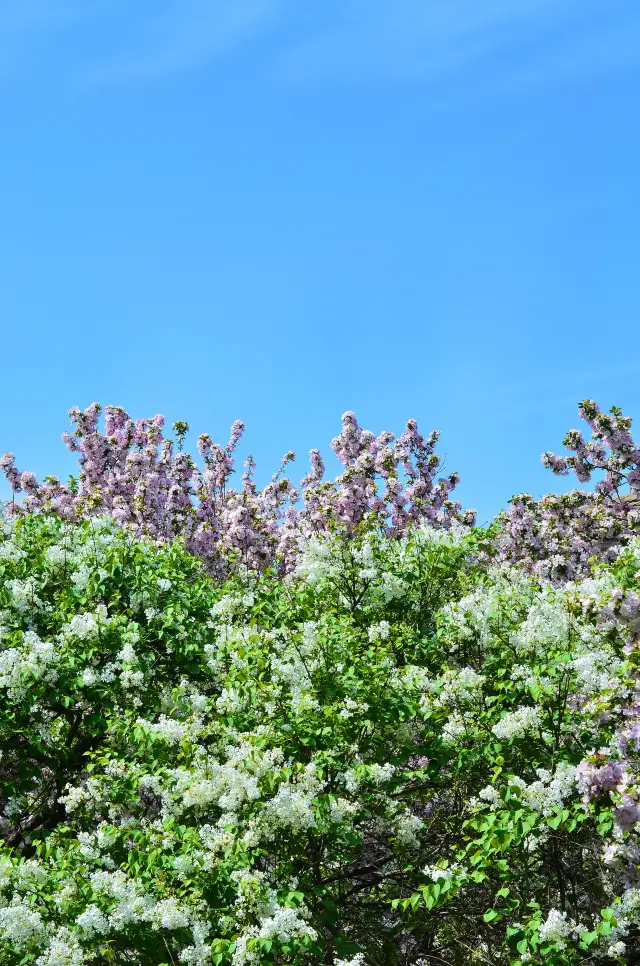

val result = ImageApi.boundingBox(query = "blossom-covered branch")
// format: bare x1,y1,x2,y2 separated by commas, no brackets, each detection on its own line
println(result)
2,405,475,577
495,399,640,581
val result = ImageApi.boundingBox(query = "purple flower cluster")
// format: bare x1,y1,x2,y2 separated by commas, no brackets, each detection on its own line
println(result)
576,757,624,804
569,576,640,886
2,405,475,576
495,400,640,582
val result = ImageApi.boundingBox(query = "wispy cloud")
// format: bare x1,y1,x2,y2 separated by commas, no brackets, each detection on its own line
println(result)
89,0,282,83
277,0,640,94
0,1,77,33
0,0,88,76
1,0,638,92
280,0,558,81
510,8,640,89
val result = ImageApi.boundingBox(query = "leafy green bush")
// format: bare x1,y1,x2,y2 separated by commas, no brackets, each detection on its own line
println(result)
0,514,638,964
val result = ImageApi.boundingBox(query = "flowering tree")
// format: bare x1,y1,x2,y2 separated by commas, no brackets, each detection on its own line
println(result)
1,508,640,964
1,400,640,965
496,400,640,582
1,406,474,580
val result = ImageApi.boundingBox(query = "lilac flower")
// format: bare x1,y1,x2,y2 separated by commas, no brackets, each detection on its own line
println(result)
576,759,623,803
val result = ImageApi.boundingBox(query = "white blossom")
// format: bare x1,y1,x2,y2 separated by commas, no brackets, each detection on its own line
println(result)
35,927,86,966
538,908,583,949
492,706,541,741
0,897,46,948
368,621,390,643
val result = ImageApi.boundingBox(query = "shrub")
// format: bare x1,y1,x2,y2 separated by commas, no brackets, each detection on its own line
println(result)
0,511,638,964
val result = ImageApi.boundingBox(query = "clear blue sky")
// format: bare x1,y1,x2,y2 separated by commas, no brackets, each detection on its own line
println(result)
1,1,640,524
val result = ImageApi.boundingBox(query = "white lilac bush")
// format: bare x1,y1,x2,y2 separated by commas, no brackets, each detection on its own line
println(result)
1,402,640,965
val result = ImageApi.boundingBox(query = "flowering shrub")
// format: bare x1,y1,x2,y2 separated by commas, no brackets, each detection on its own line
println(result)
0,505,639,965
1,406,474,579
495,400,640,582
1,400,640,964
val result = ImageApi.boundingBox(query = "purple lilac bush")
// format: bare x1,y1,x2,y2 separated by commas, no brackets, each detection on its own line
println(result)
496,400,640,582
1,404,474,577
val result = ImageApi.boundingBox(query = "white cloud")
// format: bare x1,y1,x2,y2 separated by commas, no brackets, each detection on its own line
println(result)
89,0,282,83
0,1,76,33
277,0,640,93
510,9,640,89
1,0,638,93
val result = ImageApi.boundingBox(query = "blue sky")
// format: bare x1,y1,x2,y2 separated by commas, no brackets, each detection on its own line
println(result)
1,0,640,524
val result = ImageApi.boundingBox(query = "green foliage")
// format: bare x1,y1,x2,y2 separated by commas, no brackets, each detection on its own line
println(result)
0,515,635,964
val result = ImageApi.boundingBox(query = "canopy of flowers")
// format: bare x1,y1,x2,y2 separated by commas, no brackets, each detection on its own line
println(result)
0,401,639,965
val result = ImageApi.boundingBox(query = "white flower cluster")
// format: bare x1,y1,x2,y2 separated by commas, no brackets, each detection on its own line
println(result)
395,664,432,694
70,563,92,591
423,864,456,883
145,896,190,931
368,763,395,785
294,537,340,585
0,864,203,965
432,667,485,713
415,520,470,546
439,569,536,653
367,621,390,643
228,869,317,966
607,940,626,957
492,705,541,741
0,540,26,562
0,897,46,949
607,887,640,943
6,577,42,613
75,904,109,937
178,919,212,965
538,908,584,949
62,608,107,641
44,544,71,567
210,592,255,621
390,808,424,847
441,713,467,744
477,785,501,807
0,629,58,698
377,572,408,604
15,859,47,889
511,595,571,656
439,590,487,644
571,649,621,695
35,926,86,966
295,536,406,604
76,827,115,866
83,870,190,936
339,697,369,719
233,904,317,965
511,763,577,817
165,750,266,817
352,540,377,582
261,762,325,835
136,714,195,745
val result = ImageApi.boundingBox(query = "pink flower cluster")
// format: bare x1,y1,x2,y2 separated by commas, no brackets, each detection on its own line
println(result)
2,404,474,576
496,400,640,582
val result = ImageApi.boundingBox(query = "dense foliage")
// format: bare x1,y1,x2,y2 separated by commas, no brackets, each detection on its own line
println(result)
1,401,640,965
0,407,474,579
